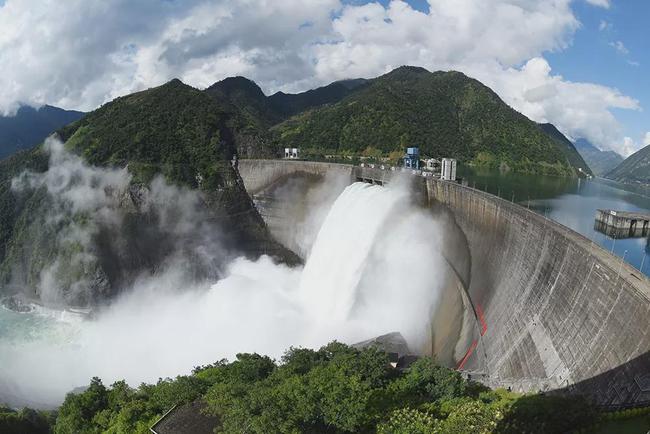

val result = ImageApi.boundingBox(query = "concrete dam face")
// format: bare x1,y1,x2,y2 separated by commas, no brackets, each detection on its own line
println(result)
237,159,650,408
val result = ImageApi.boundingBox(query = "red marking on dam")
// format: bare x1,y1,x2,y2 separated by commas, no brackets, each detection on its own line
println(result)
476,304,488,336
457,339,478,370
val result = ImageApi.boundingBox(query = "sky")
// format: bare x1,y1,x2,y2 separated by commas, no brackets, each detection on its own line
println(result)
0,0,647,157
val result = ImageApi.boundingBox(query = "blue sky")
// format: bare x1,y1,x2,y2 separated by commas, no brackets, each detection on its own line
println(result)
0,0,646,155
546,1,649,149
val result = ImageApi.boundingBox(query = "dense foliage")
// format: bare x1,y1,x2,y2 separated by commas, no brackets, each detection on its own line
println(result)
39,342,598,434
272,67,588,177
0,406,54,434
538,124,592,176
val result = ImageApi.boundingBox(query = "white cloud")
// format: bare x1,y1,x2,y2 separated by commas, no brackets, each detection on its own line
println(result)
609,40,629,55
460,57,639,156
585,0,610,8
614,133,650,158
0,0,641,154
599,19,611,31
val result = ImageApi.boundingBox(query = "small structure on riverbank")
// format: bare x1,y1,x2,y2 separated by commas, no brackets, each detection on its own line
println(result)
594,209,650,239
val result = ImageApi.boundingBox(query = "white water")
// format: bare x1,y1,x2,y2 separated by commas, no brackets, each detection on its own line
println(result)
0,182,447,407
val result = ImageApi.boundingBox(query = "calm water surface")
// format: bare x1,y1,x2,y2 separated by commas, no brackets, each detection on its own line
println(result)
458,166,650,277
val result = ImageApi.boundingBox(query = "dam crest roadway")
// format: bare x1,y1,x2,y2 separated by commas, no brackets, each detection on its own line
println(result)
237,159,650,409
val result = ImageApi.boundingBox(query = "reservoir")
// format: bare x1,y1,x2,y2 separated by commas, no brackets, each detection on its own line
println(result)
459,166,650,277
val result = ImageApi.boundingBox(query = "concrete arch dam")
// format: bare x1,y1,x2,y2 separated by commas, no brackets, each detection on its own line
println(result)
237,159,650,408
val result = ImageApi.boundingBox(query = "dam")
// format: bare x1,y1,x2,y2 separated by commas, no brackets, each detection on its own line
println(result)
237,159,650,409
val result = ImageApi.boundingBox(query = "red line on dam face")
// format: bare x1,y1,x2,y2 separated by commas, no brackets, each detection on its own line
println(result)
476,304,488,336
457,339,478,370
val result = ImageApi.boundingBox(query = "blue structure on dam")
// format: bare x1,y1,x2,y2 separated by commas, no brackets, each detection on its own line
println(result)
403,147,420,169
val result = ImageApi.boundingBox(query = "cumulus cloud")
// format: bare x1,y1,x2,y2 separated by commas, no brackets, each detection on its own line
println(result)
470,57,639,156
0,0,641,153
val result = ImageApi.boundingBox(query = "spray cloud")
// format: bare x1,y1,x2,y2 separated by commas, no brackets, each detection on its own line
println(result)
1,158,448,408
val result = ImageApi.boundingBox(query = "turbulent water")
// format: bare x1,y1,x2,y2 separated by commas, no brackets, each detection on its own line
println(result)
0,182,446,408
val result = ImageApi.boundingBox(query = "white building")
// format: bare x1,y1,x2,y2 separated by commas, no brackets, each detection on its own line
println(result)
441,158,457,181
284,148,300,159
423,158,439,171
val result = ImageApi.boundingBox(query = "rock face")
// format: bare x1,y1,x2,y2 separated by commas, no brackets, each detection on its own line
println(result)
0,79,298,307
353,332,412,356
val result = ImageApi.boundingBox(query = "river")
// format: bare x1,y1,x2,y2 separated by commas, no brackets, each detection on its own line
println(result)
458,166,650,277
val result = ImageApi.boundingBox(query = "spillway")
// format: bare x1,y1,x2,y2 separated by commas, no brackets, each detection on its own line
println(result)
237,159,650,408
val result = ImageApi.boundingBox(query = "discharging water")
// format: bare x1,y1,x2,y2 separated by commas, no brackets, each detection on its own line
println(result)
0,182,446,408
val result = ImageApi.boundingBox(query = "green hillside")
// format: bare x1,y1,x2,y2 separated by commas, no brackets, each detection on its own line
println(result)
573,138,623,176
0,79,296,306
538,124,592,176
272,67,590,177
606,144,650,184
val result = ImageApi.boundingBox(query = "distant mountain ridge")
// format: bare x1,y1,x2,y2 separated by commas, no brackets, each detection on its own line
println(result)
0,105,84,159
573,138,623,177
606,144,650,185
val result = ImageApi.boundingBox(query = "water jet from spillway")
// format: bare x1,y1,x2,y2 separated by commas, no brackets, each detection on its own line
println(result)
0,182,449,408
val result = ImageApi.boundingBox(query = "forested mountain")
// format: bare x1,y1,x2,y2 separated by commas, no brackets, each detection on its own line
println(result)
573,138,623,176
0,79,295,307
606,144,650,184
538,124,592,176
268,78,368,117
0,105,84,159
205,76,283,129
272,67,590,177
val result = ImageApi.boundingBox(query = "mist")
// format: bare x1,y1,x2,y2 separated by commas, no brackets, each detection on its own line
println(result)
8,137,231,305
0,164,448,408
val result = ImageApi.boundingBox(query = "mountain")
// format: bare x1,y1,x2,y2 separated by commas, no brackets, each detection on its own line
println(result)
272,66,590,177
573,138,623,176
268,78,368,117
0,105,84,159
605,144,650,185
538,124,592,176
205,76,283,129
0,79,296,307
